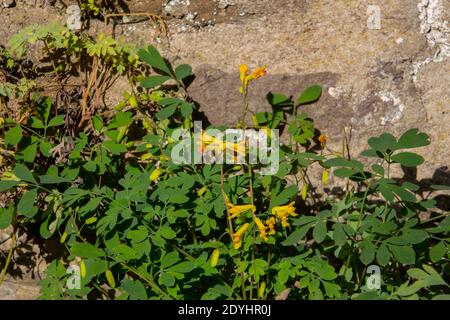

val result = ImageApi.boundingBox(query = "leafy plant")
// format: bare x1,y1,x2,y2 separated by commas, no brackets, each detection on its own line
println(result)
0,37,448,300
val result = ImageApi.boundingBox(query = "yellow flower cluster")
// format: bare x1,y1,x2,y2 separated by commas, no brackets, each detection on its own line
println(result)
271,202,298,228
254,217,268,241
239,64,267,89
232,223,249,250
228,199,299,248
318,134,327,148
227,202,256,219
199,131,246,160
266,217,276,235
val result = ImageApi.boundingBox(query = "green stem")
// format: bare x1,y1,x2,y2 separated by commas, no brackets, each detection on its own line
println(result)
120,263,172,300
0,220,16,286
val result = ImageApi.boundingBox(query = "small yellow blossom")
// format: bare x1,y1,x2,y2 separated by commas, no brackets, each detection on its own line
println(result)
197,186,207,196
0,117,4,126
239,64,249,85
239,64,267,88
80,260,87,278
254,216,268,241
149,168,162,182
322,169,329,185
301,184,308,200
318,134,327,148
227,202,256,219
266,217,276,235
250,66,267,79
211,248,220,267
272,202,298,228
232,223,249,249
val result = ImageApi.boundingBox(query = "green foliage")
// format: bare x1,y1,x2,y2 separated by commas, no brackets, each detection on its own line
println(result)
0,37,448,301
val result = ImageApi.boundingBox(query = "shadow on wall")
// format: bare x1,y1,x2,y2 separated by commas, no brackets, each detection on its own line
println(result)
187,64,340,128
400,165,450,211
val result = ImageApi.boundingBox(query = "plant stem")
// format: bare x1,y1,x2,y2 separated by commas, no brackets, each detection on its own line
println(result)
0,221,16,286
120,263,172,300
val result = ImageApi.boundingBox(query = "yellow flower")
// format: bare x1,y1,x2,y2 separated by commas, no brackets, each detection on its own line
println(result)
0,117,4,126
250,65,267,79
322,169,329,185
199,130,223,153
272,202,298,228
149,168,162,182
232,223,249,249
239,64,267,88
80,260,87,278
318,134,327,148
211,248,220,267
227,201,256,219
239,64,249,85
254,217,268,241
266,217,276,235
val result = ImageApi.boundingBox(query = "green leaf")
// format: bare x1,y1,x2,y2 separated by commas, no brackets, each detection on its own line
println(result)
156,104,177,120
5,124,23,146
40,141,53,157
92,115,103,132
47,115,65,127
127,228,148,244
13,163,36,183
39,175,68,184
429,241,447,262
71,243,105,259
433,294,450,300
17,188,38,218
371,164,384,176
0,180,19,192
107,111,134,129
20,143,37,163
389,184,416,202
30,117,45,129
269,185,297,209
266,92,293,107
167,261,195,274
401,229,428,244
160,226,176,239
333,168,357,178
391,152,424,167
395,129,430,150
111,245,138,261
332,223,347,246
388,245,415,265
161,251,179,269
422,265,446,285
297,85,322,105
430,184,450,191
180,102,193,117
313,220,327,243
368,133,397,154
121,278,147,300
103,141,127,155
0,206,14,229
141,75,171,88
396,281,428,296
359,240,376,265
324,158,363,171
376,244,390,266
282,223,314,246
174,64,192,81
138,45,172,76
